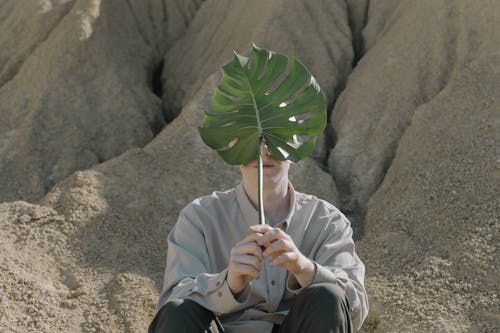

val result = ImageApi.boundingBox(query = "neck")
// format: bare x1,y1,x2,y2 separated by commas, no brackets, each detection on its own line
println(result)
242,179,290,224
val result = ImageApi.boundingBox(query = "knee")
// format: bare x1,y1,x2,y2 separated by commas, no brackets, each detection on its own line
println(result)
158,299,200,320
149,299,206,333
161,299,185,318
299,283,349,321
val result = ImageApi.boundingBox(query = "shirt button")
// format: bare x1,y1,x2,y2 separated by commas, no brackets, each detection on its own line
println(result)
216,281,221,286
271,280,276,286
218,291,223,297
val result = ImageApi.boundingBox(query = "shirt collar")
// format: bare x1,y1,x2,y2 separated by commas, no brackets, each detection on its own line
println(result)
236,182,296,231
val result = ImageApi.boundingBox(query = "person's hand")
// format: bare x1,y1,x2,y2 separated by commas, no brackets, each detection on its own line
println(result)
227,233,264,296
249,225,315,288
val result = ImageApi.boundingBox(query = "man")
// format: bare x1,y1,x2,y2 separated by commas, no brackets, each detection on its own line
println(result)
149,143,368,332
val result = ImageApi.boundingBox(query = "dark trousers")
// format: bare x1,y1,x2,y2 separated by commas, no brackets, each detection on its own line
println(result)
148,283,352,333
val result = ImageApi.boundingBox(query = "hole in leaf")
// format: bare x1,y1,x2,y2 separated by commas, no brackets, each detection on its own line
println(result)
277,147,290,159
219,138,238,151
309,76,321,92
287,135,310,149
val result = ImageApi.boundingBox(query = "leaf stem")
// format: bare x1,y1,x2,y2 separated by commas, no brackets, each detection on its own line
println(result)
257,137,265,225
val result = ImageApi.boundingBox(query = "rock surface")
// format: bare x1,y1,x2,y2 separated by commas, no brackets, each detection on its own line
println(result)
0,0,203,202
160,0,353,118
0,0,498,332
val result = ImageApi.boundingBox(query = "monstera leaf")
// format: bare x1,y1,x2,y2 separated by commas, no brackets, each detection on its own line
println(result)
199,45,326,223
199,45,326,165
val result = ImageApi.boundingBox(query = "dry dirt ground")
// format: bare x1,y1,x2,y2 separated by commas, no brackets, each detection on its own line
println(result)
1,0,499,332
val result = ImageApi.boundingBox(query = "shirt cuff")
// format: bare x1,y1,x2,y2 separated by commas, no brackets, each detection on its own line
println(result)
197,270,252,315
285,261,344,294
285,262,318,294
312,262,339,285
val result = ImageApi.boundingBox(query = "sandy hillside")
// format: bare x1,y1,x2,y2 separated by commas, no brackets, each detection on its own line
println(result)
0,0,498,332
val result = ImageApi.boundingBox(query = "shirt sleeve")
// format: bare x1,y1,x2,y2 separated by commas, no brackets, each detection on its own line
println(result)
155,207,251,316
285,211,368,331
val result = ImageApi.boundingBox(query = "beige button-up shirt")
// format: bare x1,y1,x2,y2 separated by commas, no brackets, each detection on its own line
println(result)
156,183,368,332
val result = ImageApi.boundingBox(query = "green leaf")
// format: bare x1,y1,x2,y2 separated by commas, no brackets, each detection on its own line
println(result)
199,45,327,165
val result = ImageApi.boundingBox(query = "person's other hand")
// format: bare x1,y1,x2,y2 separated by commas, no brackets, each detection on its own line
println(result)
227,233,264,295
249,225,315,288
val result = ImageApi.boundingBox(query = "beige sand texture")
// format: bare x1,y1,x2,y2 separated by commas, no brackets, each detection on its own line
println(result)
0,0,498,332
0,0,204,202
